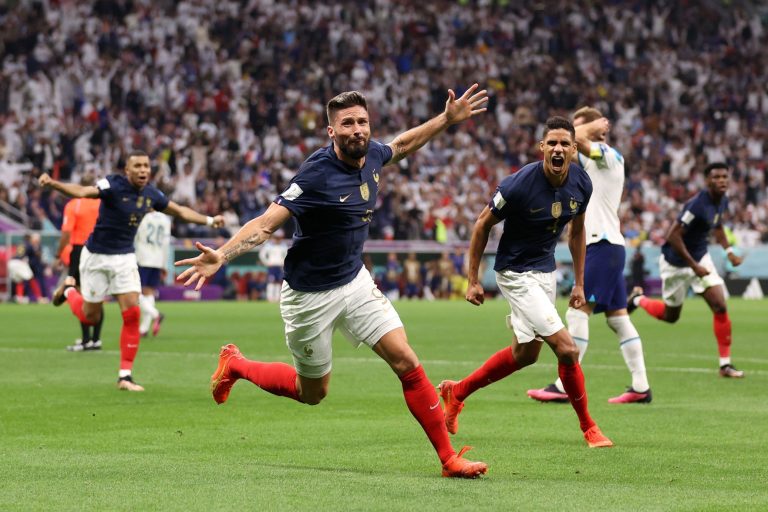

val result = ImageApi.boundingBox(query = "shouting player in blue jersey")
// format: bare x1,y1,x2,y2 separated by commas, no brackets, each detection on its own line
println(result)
528,107,652,404
176,86,489,478
39,151,224,391
438,116,613,449
628,163,745,378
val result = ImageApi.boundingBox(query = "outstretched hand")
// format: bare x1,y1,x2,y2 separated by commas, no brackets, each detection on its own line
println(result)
174,241,224,291
445,83,488,125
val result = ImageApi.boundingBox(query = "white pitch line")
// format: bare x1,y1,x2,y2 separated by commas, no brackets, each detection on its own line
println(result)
1,347,766,375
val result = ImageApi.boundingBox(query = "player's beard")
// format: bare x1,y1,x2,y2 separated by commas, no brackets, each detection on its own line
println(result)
338,136,370,159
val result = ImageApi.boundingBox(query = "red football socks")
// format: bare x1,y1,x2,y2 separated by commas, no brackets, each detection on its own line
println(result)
453,347,519,402
713,312,732,358
558,362,596,433
230,358,300,401
119,306,141,371
639,296,667,320
400,365,455,464
65,288,96,325
29,279,42,299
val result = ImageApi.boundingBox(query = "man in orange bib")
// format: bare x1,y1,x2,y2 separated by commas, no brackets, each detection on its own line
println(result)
56,175,102,351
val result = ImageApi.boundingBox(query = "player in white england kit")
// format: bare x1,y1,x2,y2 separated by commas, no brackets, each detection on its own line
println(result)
528,107,652,404
135,211,172,337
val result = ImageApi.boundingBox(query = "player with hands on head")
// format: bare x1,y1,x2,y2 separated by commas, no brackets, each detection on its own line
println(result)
40,150,224,391
176,85,492,478
439,116,613,448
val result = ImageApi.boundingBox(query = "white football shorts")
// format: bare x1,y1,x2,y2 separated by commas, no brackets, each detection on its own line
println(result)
659,252,724,307
79,246,142,302
495,269,564,343
280,266,404,378
8,259,34,281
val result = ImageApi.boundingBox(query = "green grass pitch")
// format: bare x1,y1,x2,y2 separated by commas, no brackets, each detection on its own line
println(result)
1,298,767,511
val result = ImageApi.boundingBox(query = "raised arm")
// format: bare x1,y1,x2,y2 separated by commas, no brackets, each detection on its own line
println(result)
175,202,292,290
567,213,587,309
573,118,609,157
387,83,488,165
465,206,501,306
39,173,99,198
163,200,224,228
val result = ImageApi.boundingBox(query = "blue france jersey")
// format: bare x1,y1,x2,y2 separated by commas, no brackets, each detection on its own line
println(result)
275,141,391,291
491,161,592,273
662,191,727,267
86,175,169,255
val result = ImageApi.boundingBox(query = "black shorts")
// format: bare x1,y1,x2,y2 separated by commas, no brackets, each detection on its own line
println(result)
69,245,84,286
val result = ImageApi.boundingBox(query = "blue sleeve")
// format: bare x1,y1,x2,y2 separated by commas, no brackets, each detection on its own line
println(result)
275,164,326,216
96,175,116,202
151,187,169,211
579,172,593,213
371,140,393,166
678,196,702,225
489,176,519,219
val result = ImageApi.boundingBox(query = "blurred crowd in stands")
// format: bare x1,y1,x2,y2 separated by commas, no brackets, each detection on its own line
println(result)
1,0,767,278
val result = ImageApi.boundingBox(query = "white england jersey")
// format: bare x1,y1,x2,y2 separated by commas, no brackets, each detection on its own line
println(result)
577,142,625,247
134,212,172,268
259,241,288,267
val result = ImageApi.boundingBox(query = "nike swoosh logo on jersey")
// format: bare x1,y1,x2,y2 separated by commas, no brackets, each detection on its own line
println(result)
429,401,441,410
529,207,544,213
339,194,352,202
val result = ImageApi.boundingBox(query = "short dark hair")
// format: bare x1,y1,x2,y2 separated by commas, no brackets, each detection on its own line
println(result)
543,116,575,140
327,91,368,124
704,162,728,177
120,150,149,170
126,149,149,160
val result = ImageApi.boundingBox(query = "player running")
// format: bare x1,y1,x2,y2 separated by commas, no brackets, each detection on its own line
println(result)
176,86,490,478
627,162,745,378
528,107,651,404
438,116,613,448
40,151,224,391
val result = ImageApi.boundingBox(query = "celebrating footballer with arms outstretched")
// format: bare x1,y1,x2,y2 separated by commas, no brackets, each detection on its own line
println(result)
177,85,491,478
40,150,224,391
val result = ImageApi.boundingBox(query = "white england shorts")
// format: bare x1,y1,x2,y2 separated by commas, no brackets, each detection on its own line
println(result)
659,252,724,307
496,269,564,343
280,267,404,378
79,246,141,302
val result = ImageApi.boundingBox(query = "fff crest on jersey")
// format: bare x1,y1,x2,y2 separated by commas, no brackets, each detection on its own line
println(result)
551,202,562,218
360,182,370,201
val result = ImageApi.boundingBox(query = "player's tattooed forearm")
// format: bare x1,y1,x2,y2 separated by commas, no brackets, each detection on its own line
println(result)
221,241,249,262
390,139,407,163
221,234,263,262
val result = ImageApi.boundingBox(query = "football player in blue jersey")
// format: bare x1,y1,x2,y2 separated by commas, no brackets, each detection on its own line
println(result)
39,151,224,391
438,116,614,449
627,163,745,378
528,106,652,404
176,85,490,478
